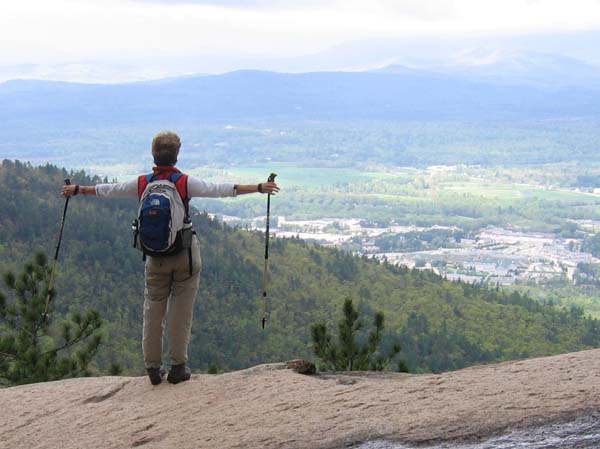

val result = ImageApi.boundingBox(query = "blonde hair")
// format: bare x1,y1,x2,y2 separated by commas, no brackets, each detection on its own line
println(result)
152,131,181,166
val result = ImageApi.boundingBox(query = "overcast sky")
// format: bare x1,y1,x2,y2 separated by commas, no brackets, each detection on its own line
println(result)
1,0,600,81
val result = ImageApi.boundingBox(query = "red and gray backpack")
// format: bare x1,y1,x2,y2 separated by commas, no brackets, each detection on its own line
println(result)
132,169,195,272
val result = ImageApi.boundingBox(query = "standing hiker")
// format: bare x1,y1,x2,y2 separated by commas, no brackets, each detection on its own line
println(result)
61,131,279,385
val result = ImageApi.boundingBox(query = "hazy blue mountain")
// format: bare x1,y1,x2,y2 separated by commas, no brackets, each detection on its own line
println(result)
2,67,600,169
1,68,599,129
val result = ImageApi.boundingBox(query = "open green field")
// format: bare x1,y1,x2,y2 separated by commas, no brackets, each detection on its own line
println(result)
190,163,600,232
188,163,399,189
438,180,599,204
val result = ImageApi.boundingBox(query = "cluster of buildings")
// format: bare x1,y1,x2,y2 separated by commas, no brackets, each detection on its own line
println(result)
378,227,597,285
264,218,599,286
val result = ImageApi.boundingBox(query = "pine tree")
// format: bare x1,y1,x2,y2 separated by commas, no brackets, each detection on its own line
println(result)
311,298,403,371
0,252,104,386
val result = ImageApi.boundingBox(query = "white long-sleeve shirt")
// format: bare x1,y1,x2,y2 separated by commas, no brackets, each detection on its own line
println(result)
95,177,236,199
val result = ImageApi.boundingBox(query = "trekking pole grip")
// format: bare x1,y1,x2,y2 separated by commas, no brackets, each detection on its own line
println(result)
64,178,71,186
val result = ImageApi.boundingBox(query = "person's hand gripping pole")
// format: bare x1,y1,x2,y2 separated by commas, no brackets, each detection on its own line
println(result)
262,173,277,329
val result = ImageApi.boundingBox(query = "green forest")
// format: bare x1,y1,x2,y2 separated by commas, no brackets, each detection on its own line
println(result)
1,159,600,378
6,118,600,170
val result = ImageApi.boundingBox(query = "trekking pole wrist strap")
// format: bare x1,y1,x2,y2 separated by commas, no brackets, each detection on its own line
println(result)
258,183,263,193
74,185,80,196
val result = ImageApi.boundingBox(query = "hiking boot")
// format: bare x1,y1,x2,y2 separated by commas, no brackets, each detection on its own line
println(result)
167,363,191,384
147,367,166,385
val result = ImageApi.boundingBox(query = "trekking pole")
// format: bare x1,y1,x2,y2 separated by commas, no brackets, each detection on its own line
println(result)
261,173,277,329
43,178,71,321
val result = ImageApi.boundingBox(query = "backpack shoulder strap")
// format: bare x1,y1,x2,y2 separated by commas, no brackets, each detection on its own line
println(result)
172,173,188,198
137,173,154,199
169,172,182,184
170,173,190,217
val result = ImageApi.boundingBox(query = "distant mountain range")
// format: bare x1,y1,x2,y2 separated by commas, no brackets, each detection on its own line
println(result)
1,61,600,169
3,30,599,84
1,64,599,130
375,50,600,89
282,31,600,77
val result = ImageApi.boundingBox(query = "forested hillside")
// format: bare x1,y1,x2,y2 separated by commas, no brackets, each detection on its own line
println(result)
1,159,599,375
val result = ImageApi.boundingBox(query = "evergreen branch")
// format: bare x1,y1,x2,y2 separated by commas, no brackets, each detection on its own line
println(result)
1,321,35,339
40,328,96,358
29,316,46,346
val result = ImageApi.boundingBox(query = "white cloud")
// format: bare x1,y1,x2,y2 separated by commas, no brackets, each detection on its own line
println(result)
0,0,599,79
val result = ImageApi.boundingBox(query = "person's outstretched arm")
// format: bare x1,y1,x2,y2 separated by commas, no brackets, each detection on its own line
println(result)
61,179,138,198
187,178,279,198
62,179,280,198
234,182,279,196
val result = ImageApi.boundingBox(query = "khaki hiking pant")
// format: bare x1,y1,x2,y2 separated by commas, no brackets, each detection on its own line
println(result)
143,236,202,369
